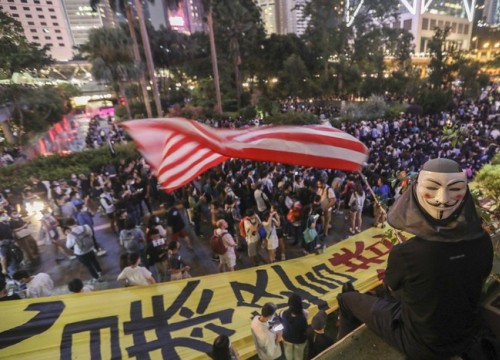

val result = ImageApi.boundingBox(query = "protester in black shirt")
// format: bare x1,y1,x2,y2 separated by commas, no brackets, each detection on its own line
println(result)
307,310,333,359
336,159,494,360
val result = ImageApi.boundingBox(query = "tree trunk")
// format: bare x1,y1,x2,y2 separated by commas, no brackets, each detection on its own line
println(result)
231,38,242,110
117,82,132,119
207,8,223,115
126,5,153,118
134,0,163,117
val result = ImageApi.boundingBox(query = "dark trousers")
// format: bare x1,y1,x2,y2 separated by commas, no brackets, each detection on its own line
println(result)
77,251,102,279
337,292,463,360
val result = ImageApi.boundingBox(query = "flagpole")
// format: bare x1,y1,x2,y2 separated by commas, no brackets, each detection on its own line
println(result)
357,171,404,244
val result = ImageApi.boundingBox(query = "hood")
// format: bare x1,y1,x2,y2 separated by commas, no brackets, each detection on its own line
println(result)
72,225,86,235
387,183,485,242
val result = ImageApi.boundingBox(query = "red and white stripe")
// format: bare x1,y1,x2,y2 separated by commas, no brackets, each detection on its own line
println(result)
121,118,368,192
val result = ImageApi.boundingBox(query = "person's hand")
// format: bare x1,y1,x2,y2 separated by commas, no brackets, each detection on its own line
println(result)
275,332,283,343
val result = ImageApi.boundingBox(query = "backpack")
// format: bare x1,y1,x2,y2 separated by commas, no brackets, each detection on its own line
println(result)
121,229,139,253
210,233,227,255
239,216,249,238
1,241,24,264
72,225,94,253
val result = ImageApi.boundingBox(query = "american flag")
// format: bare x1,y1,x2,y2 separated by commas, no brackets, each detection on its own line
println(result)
121,118,369,192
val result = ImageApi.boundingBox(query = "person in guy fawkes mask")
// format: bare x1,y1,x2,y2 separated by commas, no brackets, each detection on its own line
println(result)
336,158,493,360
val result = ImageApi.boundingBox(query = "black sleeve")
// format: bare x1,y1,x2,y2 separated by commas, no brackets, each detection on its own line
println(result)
384,244,406,292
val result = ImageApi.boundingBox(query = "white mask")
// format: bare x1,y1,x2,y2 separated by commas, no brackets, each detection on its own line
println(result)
415,170,467,220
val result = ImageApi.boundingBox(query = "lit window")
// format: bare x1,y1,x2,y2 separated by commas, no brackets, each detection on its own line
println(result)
403,19,412,30
422,18,428,30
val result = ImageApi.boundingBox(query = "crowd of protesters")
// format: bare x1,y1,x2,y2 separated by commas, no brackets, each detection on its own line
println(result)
0,85,498,305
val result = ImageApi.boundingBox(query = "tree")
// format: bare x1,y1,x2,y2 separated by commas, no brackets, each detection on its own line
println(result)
212,0,265,110
0,85,65,138
89,0,182,117
0,11,54,142
427,27,459,90
0,11,53,78
274,54,317,99
301,0,407,98
257,34,313,93
80,27,138,119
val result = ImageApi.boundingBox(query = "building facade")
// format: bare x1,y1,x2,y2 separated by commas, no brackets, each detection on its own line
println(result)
0,0,111,62
483,0,499,25
397,0,475,53
148,0,205,34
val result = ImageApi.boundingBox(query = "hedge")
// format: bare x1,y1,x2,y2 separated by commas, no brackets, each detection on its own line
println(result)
0,142,139,190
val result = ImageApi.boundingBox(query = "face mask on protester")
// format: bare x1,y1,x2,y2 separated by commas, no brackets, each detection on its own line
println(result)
415,166,467,220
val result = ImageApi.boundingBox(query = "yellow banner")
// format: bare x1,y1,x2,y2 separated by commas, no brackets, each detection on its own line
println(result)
0,228,392,360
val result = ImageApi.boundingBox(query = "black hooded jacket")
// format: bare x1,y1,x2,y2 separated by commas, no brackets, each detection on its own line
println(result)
385,184,493,357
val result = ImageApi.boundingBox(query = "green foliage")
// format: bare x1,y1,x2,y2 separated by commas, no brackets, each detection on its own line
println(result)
264,112,319,126
427,27,460,90
257,96,279,117
340,95,387,121
441,123,465,147
240,105,257,120
416,88,453,115
0,11,53,76
386,103,407,118
114,105,128,120
475,164,500,207
491,152,500,166
0,143,139,188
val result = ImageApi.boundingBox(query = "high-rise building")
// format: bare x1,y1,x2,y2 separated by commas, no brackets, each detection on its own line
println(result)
397,0,475,53
483,0,500,25
255,0,309,36
148,0,204,34
1,0,74,61
0,0,111,62
63,0,111,48
256,0,278,35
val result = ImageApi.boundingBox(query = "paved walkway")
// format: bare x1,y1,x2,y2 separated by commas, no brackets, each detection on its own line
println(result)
30,205,376,296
